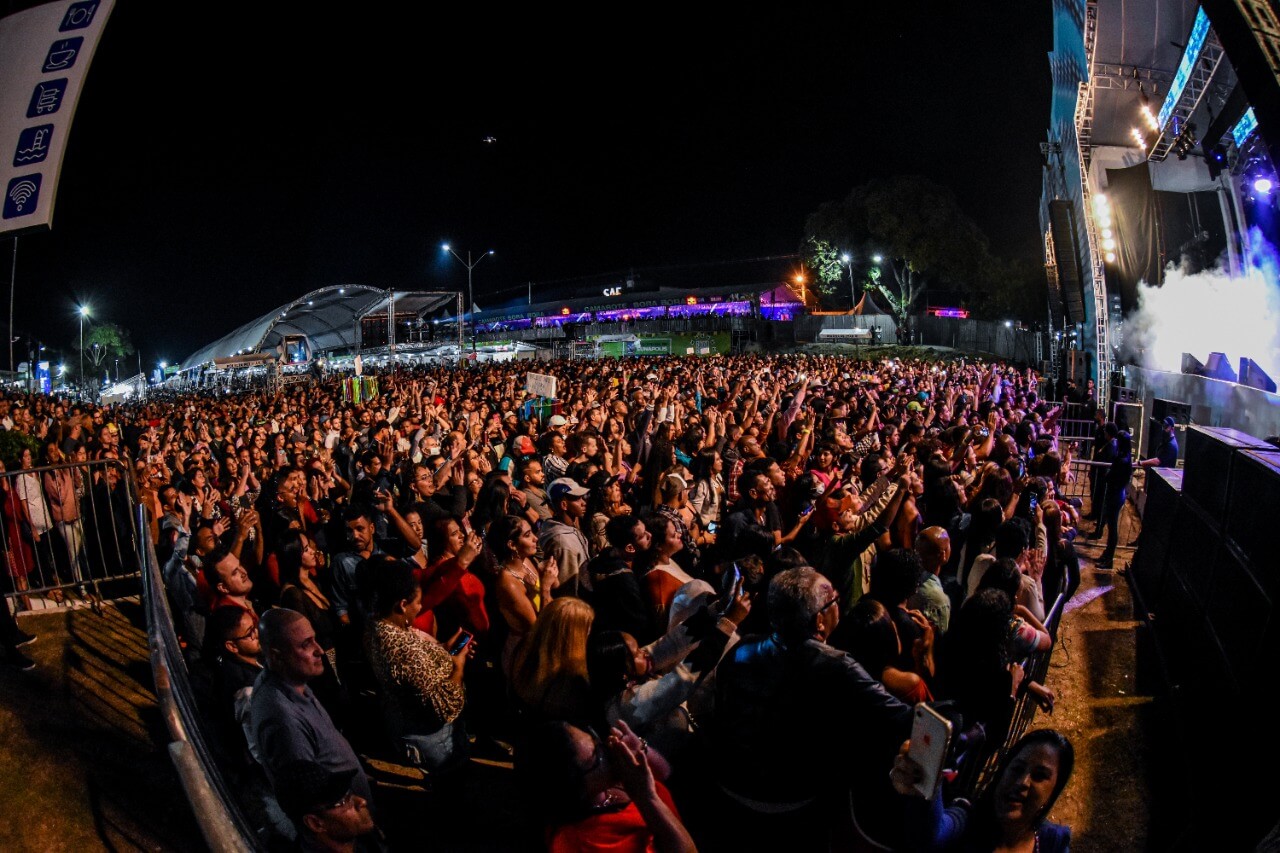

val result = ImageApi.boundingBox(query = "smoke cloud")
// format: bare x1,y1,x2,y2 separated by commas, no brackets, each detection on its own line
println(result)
1121,230,1280,382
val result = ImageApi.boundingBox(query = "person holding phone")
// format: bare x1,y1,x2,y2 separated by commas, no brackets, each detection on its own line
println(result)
366,557,475,775
891,728,1074,853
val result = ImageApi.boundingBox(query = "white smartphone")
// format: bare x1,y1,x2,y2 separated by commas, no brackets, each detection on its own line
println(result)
908,703,953,799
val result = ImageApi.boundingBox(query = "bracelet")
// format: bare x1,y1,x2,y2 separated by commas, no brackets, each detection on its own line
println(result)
638,737,648,754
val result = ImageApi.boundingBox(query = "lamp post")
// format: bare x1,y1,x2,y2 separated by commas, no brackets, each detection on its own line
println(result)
841,253,857,308
441,244,494,354
77,304,89,396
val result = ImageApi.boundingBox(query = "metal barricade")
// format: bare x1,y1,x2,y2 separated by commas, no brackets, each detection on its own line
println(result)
952,587,1069,800
0,457,141,611
139,504,260,852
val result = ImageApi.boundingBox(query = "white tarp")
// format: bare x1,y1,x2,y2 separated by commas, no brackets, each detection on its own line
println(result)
0,0,114,235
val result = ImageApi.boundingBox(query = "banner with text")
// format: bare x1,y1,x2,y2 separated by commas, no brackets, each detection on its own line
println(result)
525,371,557,399
0,0,115,236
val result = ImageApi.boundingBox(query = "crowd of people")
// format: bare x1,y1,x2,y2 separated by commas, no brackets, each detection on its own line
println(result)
0,350,1105,851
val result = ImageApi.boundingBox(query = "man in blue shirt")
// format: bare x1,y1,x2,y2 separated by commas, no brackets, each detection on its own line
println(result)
1139,416,1179,469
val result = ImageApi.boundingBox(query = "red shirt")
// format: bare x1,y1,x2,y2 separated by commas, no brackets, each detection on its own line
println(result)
549,783,681,853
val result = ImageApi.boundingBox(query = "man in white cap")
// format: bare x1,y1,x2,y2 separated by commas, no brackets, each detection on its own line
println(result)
540,477,592,596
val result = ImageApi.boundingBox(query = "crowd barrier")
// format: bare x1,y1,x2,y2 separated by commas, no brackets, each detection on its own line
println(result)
0,458,141,610
139,503,261,852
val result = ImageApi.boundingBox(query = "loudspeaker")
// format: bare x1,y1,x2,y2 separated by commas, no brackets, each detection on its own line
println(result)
1204,352,1237,382
1113,402,1144,460
1132,467,1182,606
1049,200,1086,324
1183,426,1274,522
1238,358,1277,393
1165,498,1221,606
1224,448,1280,597
1065,349,1087,383
1182,353,1205,375
1204,539,1272,687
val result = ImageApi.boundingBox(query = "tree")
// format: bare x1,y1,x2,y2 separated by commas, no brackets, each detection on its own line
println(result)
804,175,992,327
72,321,134,385
801,237,844,298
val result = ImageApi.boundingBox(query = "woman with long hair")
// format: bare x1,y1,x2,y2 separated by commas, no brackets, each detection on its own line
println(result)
585,473,628,557
892,729,1075,853
686,449,724,533
366,557,475,774
509,597,594,725
637,515,692,628
487,514,559,675
414,516,489,639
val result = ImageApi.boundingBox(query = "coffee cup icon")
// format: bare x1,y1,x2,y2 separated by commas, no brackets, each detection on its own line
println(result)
46,49,76,68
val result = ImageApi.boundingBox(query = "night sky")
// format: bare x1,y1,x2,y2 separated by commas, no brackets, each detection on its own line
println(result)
3,2,1052,370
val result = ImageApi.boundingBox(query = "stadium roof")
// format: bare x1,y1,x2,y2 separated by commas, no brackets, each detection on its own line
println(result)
180,285,458,369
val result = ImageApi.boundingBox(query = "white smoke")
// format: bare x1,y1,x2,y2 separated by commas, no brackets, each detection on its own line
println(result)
1121,232,1280,382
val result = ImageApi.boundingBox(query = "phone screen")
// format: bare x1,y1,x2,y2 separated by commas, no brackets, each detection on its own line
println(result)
908,703,953,799
448,631,474,656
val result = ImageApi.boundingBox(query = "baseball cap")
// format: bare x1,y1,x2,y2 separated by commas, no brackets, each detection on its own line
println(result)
1162,416,1176,428
548,415,568,428
586,471,621,492
549,477,590,503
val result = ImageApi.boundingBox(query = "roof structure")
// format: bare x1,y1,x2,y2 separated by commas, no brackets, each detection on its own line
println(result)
180,285,458,369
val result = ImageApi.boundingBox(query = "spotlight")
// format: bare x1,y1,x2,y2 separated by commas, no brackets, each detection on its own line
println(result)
1255,177,1273,195
1105,252,1117,263
1102,238,1116,250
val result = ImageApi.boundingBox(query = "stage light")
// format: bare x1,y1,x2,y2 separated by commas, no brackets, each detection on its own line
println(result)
1102,238,1116,250
1254,177,1273,194
1102,229,1113,239
1105,252,1117,263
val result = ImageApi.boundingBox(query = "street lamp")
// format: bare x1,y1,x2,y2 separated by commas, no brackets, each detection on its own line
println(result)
841,253,857,308
77,304,89,395
441,244,494,353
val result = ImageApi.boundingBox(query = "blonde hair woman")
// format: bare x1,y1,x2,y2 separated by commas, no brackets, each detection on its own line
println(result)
510,597,594,725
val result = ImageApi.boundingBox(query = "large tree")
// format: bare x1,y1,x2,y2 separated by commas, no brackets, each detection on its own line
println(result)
804,175,992,325
72,321,135,386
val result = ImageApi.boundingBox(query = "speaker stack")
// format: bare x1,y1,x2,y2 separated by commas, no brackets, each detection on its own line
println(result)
1134,426,1280,693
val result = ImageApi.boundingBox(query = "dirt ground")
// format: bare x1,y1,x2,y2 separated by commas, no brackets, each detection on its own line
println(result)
0,598,201,853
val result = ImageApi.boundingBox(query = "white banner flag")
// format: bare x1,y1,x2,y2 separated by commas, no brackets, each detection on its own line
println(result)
0,0,115,236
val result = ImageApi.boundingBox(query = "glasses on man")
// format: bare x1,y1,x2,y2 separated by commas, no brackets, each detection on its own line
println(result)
231,623,259,642
318,790,356,812
819,592,840,613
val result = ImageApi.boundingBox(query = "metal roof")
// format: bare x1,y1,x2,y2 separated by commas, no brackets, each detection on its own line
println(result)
179,285,458,369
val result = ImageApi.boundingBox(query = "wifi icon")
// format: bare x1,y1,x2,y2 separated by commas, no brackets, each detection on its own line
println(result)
3,173,42,219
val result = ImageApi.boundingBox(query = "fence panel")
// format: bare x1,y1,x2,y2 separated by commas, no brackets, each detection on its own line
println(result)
1,458,140,610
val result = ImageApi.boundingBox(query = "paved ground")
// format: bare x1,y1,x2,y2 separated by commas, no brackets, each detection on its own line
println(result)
0,598,201,853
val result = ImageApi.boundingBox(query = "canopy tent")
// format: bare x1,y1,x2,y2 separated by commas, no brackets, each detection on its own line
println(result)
180,286,458,370
851,292,892,315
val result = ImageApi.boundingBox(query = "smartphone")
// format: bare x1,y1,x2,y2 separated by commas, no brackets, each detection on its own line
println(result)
447,630,474,656
722,561,742,599
707,521,719,534
908,703,954,799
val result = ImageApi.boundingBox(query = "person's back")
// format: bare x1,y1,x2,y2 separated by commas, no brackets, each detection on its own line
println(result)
710,567,911,850
714,633,908,804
